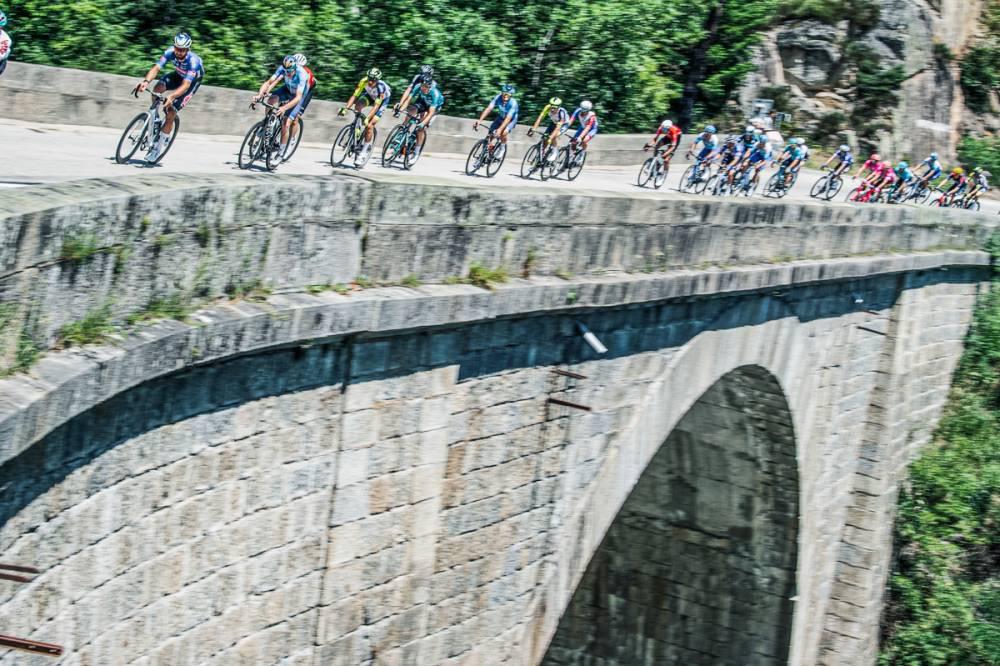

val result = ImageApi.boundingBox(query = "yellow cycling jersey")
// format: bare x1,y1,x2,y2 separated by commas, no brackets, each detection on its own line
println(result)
538,103,569,127
351,77,391,102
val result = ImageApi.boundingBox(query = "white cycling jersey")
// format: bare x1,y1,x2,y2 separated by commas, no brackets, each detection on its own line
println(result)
0,30,12,62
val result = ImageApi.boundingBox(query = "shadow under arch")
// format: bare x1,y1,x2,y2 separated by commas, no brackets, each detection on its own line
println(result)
543,364,799,665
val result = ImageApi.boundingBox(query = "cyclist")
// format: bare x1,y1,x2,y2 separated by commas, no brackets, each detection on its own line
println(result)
714,135,745,188
775,139,804,188
795,137,810,166
527,97,570,164
293,54,316,114
965,168,990,206
853,153,882,181
821,144,854,179
566,100,599,151
339,67,391,161
738,126,760,153
473,84,518,144
134,33,205,161
0,10,11,78
736,134,772,190
253,54,310,160
872,160,898,199
643,119,682,161
937,167,967,205
916,152,942,187
404,74,445,159
888,161,915,201
394,64,434,113
684,125,719,180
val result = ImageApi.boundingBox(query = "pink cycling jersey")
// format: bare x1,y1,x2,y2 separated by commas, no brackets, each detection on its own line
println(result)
0,30,11,61
861,159,881,174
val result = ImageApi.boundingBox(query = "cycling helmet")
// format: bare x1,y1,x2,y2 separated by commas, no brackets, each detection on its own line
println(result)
881,160,892,169
898,161,908,169
580,100,593,111
419,64,433,76
283,55,297,69
549,97,562,106
661,119,673,129
367,67,382,80
745,125,755,134
173,33,192,49
724,134,737,144
705,125,717,133
293,53,307,66
930,152,938,160
419,73,433,85
0,10,7,27
982,170,992,177
953,167,964,175
796,137,806,145
500,84,515,95
839,144,850,152
871,153,880,161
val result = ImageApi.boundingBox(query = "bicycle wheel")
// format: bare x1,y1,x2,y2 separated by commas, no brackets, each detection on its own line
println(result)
465,139,487,176
403,131,422,170
549,147,569,180
115,113,150,164
148,115,180,165
356,128,377,168
521,144,541,179
966,199,981,211
694,166,712,194
826,176,843,200
917,186,932,204
381,126,405,167
566,149,586,181
653,160,668,189
486,142,506,178
638,158,655,188
810,176,829,198
238,121,264,169
330,124,355,167
264,119,283,171
679,165,696,193
283,118,305,162
763,173,782,197
705,173,721,195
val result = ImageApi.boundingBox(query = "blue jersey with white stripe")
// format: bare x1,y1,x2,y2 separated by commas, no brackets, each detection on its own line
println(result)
157,47,205,81
491,94,519,119
272,64,310,96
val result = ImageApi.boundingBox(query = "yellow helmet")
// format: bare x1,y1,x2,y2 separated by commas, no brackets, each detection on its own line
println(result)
952,167,964,175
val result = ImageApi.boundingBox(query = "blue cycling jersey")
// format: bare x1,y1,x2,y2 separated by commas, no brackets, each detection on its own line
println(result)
491,94,519,119
157,47,205,82
272,64,309,96
747,146,772,164
922,158,942,177
693,133,719,150
718,142,744,164
832,149,854,166
782,146,803,162
413,82,445,109
739,134,758,151
896,167,914,182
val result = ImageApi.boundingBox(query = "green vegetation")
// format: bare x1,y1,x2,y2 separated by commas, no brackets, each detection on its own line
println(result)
879,243,1000,665
958,136,1000,178
776,0,878,24
467,262,508,289
60,232,103,262
126,294,193,325
354,275,373,289
58,304,114,347
5,0,778,131
400,274,421,288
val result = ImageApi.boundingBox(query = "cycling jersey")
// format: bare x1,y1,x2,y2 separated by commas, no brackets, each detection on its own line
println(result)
654,124,682,146
271,64,309,96
780,146,803,164
540,104,569,126
0,30,11,63
303,66,316,90
692,132,719,159
568,108,599,140
880,169,897,184
894,167,914,183
158,47,205,82
490,94,519,120
352,77,391,104
921,157,942,178
976,174,989,189
739,133,759,151
718,142,744,166
861,159,881,174
412,82,444,110
747,145,772,164
832,149,854,167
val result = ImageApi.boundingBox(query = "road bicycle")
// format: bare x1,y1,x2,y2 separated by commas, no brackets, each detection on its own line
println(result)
763,163,799,198
733,164,763,197
679,156,713,194
465,125,508,177
238,99,303,171
520,131,558,180
809,166,844,200
115,90,180,165
381,110,424,169
549,139,587,181
331,108,378,169
637,146,670,189
706,162,741,196
900,178,933,204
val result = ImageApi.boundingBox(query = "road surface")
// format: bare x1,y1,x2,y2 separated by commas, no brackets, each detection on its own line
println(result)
2,118,996,214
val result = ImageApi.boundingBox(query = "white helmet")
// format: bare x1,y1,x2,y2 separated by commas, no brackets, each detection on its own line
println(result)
293,53,307,66
580,100,593,111
173,33,192,49
796,137,806,145
839,144,850,152
745,125,755,133
660,119,673,130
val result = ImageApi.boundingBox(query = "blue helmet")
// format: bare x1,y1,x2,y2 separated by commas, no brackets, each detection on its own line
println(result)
500,84,515,95
0,10,7,27
930,152,938,160
173,32,192,48
704,125,717,134
898,161,909,169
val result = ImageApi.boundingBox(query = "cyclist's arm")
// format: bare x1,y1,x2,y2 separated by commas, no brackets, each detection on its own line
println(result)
476,100,496,123
396,86,413,110
344,79,367,110
278,83,306,114
164,77,192,104
137,62,163,91
257,76,279,99
821,156,833,168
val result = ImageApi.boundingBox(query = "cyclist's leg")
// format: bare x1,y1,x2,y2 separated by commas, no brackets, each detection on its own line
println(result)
582,125,598,149
365,100,386,144
156,73,183,134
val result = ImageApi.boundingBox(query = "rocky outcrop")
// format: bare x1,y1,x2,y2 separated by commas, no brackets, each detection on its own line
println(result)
742,0,985,161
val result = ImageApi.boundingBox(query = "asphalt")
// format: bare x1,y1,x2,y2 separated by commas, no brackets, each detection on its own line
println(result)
2,118,997,214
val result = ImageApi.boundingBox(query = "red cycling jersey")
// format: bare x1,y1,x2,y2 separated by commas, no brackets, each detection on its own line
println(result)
304,66,316,89
654,124,682,146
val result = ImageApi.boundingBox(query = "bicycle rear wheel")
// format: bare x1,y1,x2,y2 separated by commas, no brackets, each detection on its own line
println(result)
116,113,150,164
653,160,668,189
330,124,355,167
283,119,305,162
566,149,586,181
551,147,569,180
356,128,377,168
826,176,843,200
264,119,283,171
239,121,264,169
148,116,180,165
763,173,782,197
466,139,487,176
486,142,506,178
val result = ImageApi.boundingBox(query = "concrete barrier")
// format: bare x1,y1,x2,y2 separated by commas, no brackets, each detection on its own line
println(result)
0,62,684,165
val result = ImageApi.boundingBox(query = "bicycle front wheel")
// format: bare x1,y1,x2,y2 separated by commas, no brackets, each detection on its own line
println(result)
381,126,405,167
331,124,355,167
403,131,423,170
283,118,305,162
466,139,487,176
638,158,655,188
679,165,696,193
239,121,264,169
148,115,180,165
566,149,586,181
810,176,829,198
521,144,541,179
486,142,506,178
116,113,150,164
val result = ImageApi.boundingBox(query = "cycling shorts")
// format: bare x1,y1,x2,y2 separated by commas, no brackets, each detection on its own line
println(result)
408,100,438,126
354,94,386,118
276,85,307,120
160,72,201,111
301,86,315,113
489,114,517,134
654,135,678,152
571,123,598,141
696,145,715,161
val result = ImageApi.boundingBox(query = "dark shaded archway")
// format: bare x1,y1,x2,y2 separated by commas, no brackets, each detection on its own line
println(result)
543,365,799,665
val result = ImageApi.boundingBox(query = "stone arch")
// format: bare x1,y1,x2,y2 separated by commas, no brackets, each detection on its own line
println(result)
542,365,799,665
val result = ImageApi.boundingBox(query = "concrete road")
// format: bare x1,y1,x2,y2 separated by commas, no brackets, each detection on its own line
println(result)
2,118,997,214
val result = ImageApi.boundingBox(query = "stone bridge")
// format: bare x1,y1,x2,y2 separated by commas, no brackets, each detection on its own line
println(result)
0,174,994,665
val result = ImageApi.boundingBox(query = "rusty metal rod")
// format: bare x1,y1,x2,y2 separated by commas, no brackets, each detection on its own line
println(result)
0,635,63,656
547,397,592,412
0,572,35,584
550,368,588,380
0,564,40,574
